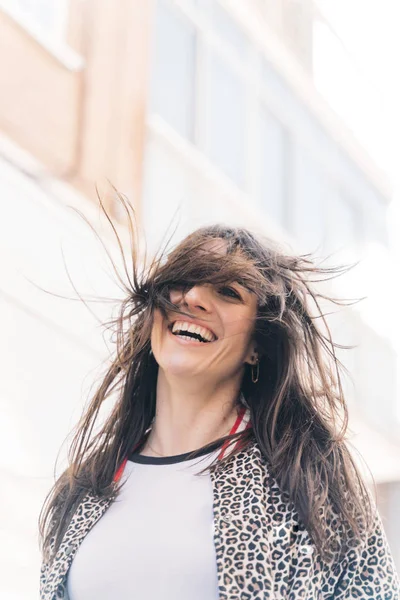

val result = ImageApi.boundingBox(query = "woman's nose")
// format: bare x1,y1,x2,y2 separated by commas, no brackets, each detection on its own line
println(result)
171,284,212,311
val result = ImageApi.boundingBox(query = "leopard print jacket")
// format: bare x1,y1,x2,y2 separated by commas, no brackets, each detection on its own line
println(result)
40,441,399,599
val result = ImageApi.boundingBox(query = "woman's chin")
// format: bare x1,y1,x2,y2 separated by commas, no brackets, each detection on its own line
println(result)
160,360,200,378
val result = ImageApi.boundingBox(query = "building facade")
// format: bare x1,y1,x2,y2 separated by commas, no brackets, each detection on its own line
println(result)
1,1,399,597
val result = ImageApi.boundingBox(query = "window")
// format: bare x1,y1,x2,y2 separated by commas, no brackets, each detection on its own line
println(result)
263,58,291,107
258,107,288,225
211,2,250,58
149,0,252,189
142,137,196,254
0,0,68,39
149,0,196,140
325,190,360,259
262,58,329,150
195,0,251,60
291,143,326,252
204,51,246,186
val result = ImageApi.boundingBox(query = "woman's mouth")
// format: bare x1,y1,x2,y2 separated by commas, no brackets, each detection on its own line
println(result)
168,320,217,344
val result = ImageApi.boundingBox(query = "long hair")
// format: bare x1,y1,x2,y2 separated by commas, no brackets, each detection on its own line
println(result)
39,193,373,564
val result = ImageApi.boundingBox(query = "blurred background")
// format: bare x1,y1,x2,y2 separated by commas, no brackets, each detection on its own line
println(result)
1,0,400,597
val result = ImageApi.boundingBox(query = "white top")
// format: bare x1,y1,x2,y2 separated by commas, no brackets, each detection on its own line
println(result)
67,448,221,600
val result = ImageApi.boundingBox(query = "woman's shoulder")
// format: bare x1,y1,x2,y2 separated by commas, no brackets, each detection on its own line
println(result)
218,439,298,512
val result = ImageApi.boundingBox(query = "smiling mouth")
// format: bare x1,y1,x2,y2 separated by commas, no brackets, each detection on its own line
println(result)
168,321,217,343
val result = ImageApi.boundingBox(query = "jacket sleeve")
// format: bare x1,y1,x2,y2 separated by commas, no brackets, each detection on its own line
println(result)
40,560,49,597
39,535,56,598
332,505,399,599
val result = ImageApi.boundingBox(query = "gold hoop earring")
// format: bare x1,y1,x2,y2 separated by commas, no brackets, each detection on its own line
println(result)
251,360,259,383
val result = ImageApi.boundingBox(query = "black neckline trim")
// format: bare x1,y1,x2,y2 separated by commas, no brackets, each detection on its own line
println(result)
128,438,225,465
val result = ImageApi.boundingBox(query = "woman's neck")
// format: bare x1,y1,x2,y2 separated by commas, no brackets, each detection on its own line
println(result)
140,373,242,457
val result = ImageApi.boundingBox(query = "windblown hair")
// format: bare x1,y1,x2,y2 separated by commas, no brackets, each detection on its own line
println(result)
39,194,373,565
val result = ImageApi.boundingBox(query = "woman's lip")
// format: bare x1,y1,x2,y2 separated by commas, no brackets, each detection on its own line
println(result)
167,326,216,345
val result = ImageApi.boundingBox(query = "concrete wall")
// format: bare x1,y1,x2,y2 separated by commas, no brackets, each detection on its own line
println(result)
0,153,124,598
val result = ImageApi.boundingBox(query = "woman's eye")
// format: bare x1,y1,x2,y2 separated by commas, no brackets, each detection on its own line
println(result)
219,287,241,300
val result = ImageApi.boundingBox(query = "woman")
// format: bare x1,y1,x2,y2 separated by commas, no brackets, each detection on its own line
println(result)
39,210,399,599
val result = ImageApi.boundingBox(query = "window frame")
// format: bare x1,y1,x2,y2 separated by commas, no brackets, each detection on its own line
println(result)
0,0,83,71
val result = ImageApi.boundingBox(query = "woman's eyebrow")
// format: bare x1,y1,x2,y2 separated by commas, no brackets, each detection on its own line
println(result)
234,280,253,294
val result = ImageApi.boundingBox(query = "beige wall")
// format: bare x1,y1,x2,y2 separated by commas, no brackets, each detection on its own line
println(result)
0,0,154,219
0,10,80,173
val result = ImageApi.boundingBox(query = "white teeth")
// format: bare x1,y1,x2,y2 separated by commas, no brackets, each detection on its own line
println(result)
171,321,216,342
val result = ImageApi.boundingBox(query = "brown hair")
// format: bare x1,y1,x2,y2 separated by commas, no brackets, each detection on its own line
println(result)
39,194,373,564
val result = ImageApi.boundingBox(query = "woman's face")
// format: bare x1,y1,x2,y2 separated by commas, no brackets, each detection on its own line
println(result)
150,240,259,383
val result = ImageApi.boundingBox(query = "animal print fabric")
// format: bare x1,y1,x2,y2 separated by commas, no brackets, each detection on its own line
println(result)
40,442,399,599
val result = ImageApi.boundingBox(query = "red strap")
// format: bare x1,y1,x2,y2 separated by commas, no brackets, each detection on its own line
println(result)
217,405,247,460
113,457,128,483
232,419,252,453
113,436,144,483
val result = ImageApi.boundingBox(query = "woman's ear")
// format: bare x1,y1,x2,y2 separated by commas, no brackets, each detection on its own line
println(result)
245,342,259,365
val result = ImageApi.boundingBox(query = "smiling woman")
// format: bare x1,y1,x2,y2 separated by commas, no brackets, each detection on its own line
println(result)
38,195,399,600
148,240,260,429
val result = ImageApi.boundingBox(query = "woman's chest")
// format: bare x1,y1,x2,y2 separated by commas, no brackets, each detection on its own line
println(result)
41,448,328,600
67,461,220,600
